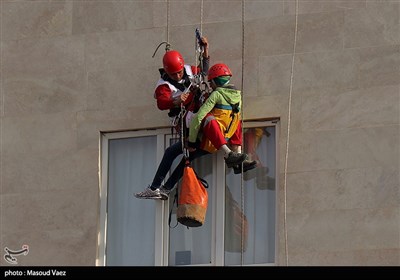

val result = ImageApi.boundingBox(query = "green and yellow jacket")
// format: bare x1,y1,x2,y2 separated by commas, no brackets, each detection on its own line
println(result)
188,85,242,152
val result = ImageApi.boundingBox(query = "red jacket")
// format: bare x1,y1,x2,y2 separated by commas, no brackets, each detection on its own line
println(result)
154,65,199,111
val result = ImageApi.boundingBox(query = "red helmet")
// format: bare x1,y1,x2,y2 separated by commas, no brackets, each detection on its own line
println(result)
208,63,232,81
163,50,184,74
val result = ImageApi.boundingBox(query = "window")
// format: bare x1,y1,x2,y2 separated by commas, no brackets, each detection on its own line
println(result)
225,125,277,265
97,121,278,266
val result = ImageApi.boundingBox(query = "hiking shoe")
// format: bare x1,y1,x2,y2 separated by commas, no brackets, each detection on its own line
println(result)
134,186,161,200
224,152,247,168
159,186,172,200
233,159,258,174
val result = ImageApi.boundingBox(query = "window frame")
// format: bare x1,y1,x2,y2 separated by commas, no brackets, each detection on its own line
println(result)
97,128,170,266
97,120,279,266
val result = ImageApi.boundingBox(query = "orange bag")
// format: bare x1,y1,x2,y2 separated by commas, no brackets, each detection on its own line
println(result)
177,161,209,227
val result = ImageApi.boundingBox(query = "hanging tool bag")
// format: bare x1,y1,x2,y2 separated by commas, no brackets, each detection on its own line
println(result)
177,160,209,227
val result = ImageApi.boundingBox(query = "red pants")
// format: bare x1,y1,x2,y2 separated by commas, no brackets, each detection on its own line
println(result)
201,114,242,151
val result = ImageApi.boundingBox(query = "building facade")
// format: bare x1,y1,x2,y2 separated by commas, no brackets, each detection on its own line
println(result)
1,0,399,266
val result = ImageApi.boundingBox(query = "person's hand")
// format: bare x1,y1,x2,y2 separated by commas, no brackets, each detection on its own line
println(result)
201,37,209,57
190,84,200,95
200,37,208,48
181,93,189,102
186,141,197,152
173,93,190,105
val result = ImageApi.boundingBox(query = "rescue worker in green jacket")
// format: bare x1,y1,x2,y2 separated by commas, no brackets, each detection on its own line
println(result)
187,63,257,173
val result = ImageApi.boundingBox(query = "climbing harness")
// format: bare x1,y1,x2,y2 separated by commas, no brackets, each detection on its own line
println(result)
220,89,240,135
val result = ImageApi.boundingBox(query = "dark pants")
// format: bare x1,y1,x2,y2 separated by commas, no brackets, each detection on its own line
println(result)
151,141,209,190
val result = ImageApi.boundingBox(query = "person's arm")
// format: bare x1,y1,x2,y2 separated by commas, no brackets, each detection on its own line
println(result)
155,84,189,110
191,37,209,76
201,37,209,59
188,91,219,145
200,37,209,74
202,56,210,76
155,84,174,110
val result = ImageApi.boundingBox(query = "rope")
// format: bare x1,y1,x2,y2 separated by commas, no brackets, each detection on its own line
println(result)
200,0,203,33
194,33,200,74
283,0,299,266
151,41,170,58
240,0,245,266
194,1,209,98
180,103,188,159
166,0,170,45
194,0,204,74
151,0,171,58
0,0,3,255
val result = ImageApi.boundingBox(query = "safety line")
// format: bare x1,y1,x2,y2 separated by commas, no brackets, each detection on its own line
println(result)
0,0,3,259
240,0,246,266
200,0,203,33
283,0,299,266
194,0,204,69
166,0,170,44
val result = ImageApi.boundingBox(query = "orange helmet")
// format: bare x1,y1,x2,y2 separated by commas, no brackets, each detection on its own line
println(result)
163,50,184,74
207,63,232,81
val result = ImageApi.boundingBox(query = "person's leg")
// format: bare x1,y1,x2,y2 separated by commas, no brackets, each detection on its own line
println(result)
163,148,209,190
228,121,243,148
202,115,227,150
230,124,258,174
150,141,183,189
202,115,247,167
134,141,184,199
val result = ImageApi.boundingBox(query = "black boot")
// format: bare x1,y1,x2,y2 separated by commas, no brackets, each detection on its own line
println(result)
233,159,258,174
224,152,247,168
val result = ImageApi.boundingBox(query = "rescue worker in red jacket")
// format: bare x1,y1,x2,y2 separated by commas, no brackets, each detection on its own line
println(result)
155,39,209,129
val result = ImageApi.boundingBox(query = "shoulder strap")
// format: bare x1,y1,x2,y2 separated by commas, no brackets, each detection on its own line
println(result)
219,90,240,133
